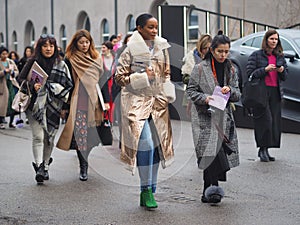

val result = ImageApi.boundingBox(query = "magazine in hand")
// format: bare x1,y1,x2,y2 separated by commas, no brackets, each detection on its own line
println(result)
208,85,230,111
28,61,48,86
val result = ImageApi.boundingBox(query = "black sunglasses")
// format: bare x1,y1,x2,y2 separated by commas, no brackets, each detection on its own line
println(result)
40,34,55,39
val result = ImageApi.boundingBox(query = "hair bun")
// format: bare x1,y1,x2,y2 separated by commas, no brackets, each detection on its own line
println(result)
217,30,223,35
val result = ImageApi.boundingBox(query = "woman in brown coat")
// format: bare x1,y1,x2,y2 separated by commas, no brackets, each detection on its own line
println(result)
115,13,175,209
56,30,105,181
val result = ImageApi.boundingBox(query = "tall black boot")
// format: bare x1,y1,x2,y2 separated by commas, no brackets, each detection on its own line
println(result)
76,150,88,181
265,148,275,161
32,161,45,184
258,147,269,162
43,157,53,180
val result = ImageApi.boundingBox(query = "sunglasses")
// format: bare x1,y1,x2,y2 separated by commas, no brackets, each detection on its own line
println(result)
40,34,55,39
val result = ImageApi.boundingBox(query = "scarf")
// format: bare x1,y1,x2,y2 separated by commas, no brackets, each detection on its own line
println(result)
69,51,103,126
32,60,73,138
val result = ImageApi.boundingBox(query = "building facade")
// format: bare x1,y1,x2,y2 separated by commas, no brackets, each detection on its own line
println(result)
0,0,299,54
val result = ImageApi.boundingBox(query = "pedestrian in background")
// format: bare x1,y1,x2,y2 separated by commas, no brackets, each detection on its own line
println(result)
17,46,34,73
0,46,19,129
246,29,287,162
17,34,73,184
186,31,241,204
56,29,106,181
9,51,20,65
100,41,117,124
115,13,175,210
181,34,212,117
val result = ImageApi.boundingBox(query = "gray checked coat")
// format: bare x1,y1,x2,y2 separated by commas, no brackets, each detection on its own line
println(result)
186,59,241,169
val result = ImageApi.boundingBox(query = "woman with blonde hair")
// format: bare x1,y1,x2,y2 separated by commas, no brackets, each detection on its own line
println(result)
56,29,106,181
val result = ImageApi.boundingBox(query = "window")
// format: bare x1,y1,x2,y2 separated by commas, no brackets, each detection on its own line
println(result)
42,27,47,35
59,25,67,52
252,36,263,48
127,15,135,33
12,31,18,52
281,38,294,52
242,38,254,47
0,33,4,46
101,19,109,42
188,10,199,40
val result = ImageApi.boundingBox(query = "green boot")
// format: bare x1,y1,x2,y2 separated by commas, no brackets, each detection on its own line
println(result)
140,188,158,209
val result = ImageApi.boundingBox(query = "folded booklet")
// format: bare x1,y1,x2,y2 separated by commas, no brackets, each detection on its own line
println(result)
208,85,230,111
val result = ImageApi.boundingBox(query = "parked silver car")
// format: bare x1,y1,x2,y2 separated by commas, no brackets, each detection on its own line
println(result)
229,29,300,102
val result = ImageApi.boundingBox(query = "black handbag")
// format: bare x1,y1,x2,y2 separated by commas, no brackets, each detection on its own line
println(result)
96,113,113,146
241,74,267,109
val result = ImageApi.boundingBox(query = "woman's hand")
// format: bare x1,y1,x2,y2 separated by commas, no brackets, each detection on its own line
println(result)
221,86,231,94
104,103,110,110
60,110,68,119
34,83,42,92
265,64,277,72
276,66,284,73
146,66,155,82
205,96,214,104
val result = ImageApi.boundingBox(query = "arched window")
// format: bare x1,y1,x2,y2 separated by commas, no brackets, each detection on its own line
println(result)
42,27,47,35
59,25,67,52
0,33,4,47
188,9,199,40
12,31,18,52
127,15,135,33
101,19,109,42
24,20,35,47
77,11,90,31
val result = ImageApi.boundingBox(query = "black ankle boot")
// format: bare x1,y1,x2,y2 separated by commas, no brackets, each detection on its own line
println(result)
32,162,45,183
258,147,269,162
43,157,53,180
77,151,88,181
265,148,275,161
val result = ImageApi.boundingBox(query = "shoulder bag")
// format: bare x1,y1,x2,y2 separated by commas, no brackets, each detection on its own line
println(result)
11,80,32,112
241,74,267,109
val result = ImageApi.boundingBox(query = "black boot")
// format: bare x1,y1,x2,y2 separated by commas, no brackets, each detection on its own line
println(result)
77,151,88,181
43,157,53,180
258,147,269,162
32,162,45,183
265,148,275,161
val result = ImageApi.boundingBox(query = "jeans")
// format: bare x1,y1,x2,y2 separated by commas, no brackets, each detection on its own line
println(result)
137,119,160,193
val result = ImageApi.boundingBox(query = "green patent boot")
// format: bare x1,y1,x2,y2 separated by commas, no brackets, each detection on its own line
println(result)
140,188,158,209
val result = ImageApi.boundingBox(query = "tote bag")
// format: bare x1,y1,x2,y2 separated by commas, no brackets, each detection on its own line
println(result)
241,75,267,109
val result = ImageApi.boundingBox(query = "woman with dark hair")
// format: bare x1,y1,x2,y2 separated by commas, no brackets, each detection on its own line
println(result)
56,29,105,182
115,13,175,209
17,46,34,72
246,29,287,162
186,32,241,204
17,34,73,184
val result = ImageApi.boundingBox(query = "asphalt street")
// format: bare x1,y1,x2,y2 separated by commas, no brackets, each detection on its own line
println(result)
0,118,299,225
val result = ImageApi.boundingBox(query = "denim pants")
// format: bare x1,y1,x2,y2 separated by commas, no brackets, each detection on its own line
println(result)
137,119,160,193
26,111,54,170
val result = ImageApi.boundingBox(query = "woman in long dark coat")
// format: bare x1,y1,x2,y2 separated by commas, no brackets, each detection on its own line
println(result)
246,29,287,162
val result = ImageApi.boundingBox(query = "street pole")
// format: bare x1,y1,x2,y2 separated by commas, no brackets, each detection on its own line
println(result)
114,0,118,35
51,0,54,34
5,0,8,47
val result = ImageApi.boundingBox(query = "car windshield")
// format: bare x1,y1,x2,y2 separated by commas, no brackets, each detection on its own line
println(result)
293,38,300,49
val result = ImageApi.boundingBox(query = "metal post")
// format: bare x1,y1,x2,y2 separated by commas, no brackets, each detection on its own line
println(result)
51,0,54,34
5,0,8,47
114,0,118,34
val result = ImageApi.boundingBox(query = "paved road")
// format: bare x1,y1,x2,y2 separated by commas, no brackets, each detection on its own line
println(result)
0,119,299,225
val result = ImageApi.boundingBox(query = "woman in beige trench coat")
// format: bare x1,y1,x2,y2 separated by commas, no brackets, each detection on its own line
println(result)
115,13,175,210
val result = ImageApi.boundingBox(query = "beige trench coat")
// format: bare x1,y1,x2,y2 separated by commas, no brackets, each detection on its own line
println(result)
0,59,19,116
115,31,174,173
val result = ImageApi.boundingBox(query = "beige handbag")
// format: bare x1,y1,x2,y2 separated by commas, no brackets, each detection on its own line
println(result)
12,80,32,112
